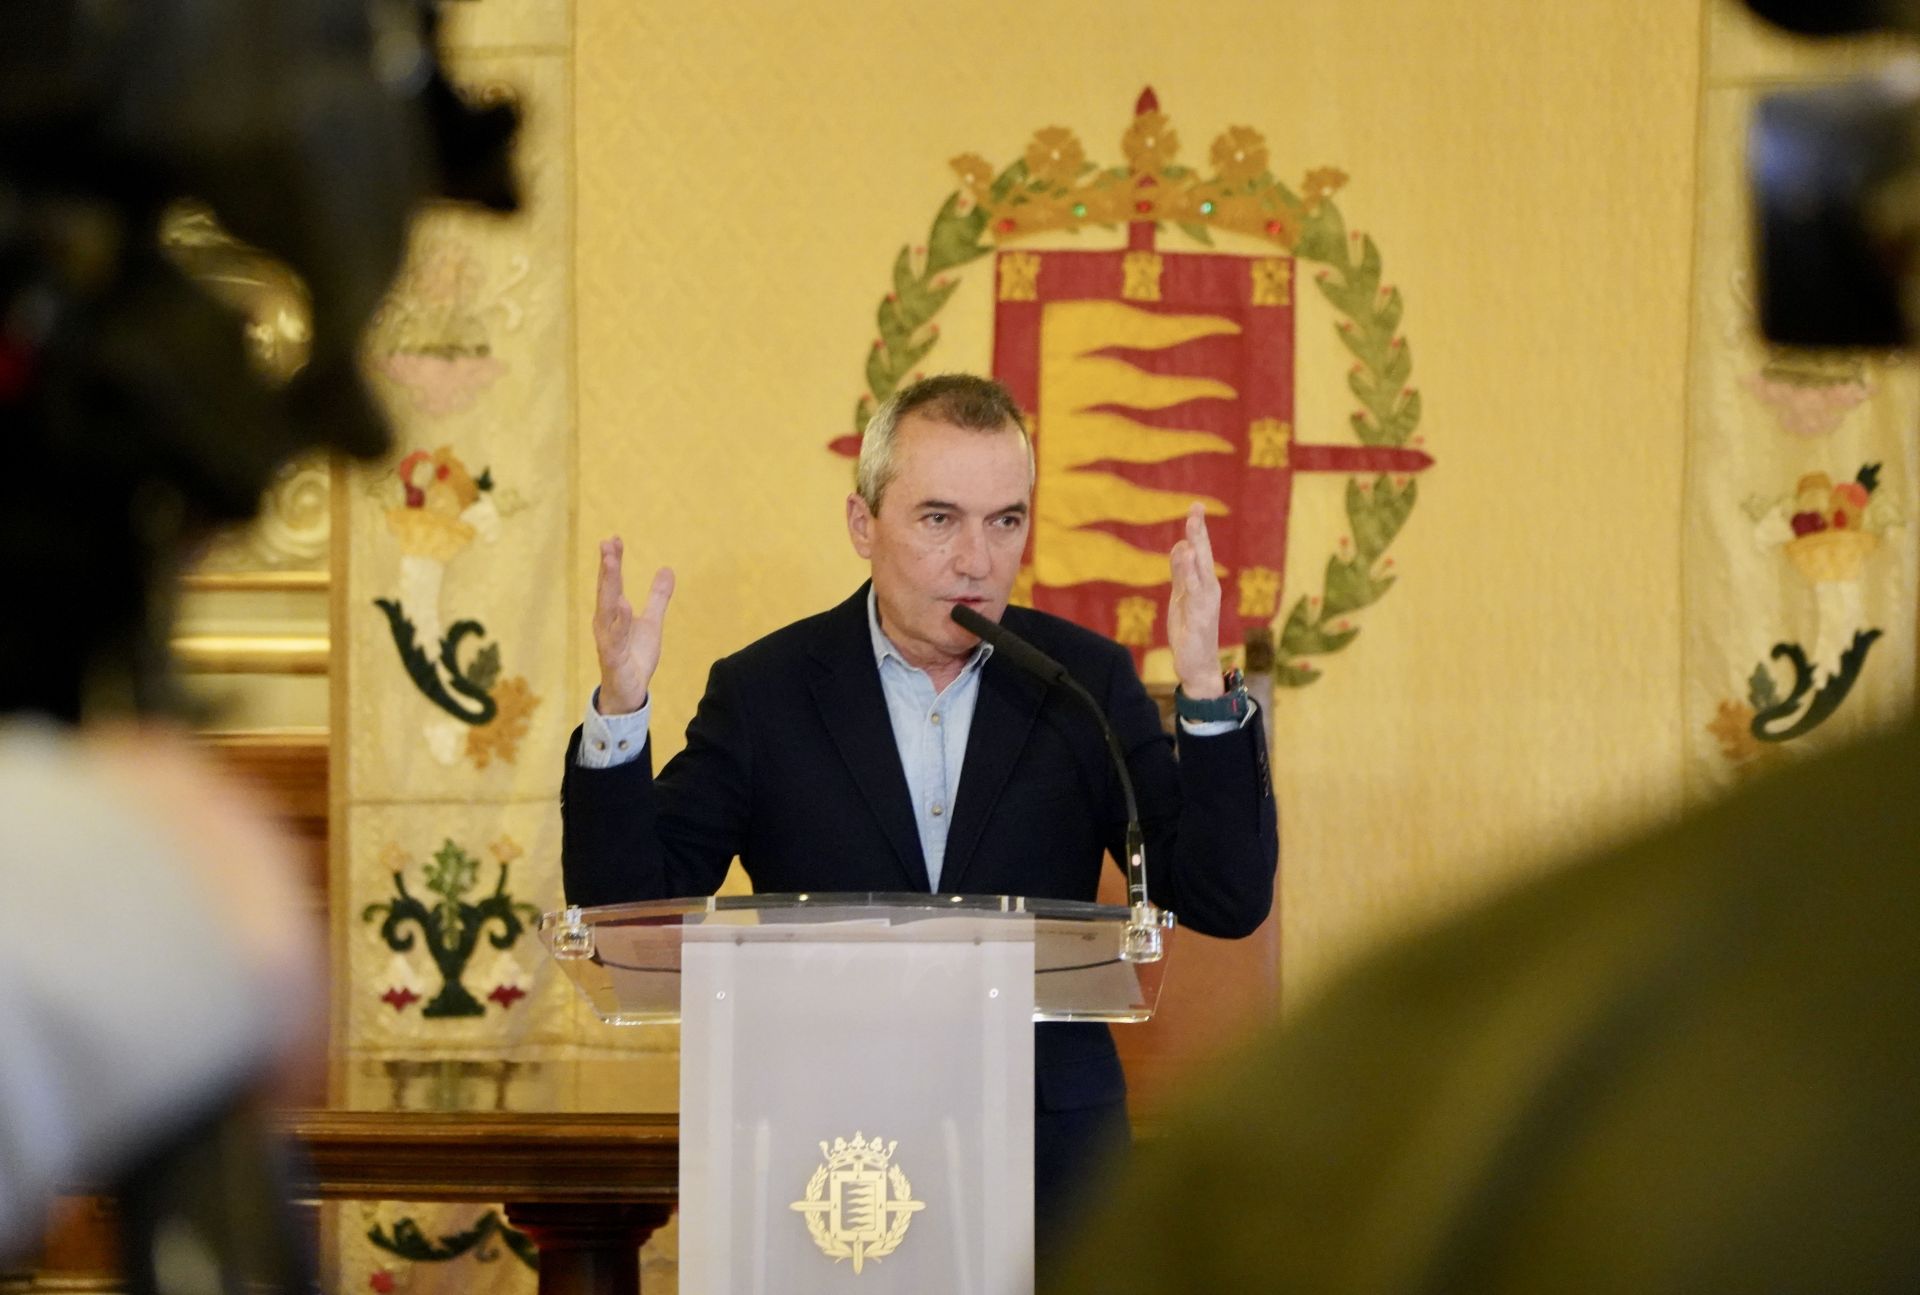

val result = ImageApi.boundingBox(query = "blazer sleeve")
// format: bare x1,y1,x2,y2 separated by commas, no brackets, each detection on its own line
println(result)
1099,647,1278,940
560,656,754,906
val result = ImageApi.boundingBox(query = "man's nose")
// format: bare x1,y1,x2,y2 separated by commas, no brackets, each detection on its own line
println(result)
952,524,992,577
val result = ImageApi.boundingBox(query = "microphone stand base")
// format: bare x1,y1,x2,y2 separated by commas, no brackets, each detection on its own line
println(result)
1122,903,1172,963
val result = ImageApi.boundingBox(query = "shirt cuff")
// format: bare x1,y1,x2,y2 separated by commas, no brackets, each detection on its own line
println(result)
577,688,650,768
1177,699,1258,738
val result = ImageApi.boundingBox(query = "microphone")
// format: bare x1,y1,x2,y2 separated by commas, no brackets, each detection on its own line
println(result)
950,603,1165,961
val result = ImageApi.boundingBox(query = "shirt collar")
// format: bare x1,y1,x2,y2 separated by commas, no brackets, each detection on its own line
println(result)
866,586,993,675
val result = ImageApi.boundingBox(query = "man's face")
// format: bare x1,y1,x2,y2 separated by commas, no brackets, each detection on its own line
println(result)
846,413,1032,675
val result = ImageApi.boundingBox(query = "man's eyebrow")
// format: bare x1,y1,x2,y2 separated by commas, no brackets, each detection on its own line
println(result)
910,498,1030,516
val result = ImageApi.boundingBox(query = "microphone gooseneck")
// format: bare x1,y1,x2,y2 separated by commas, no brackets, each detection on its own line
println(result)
950,603,1165,961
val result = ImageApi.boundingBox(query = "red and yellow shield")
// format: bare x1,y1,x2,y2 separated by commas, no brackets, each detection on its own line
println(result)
840,90,1432,682
993,239,1300,661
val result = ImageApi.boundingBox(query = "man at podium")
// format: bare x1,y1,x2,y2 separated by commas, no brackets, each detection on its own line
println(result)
561,373,1278,1252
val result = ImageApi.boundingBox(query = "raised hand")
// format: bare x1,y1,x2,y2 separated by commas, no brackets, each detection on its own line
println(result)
1166,503,1225,698
592,536,674,715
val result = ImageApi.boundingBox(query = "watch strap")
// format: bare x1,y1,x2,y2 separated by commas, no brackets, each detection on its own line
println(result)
1174,668,1251,723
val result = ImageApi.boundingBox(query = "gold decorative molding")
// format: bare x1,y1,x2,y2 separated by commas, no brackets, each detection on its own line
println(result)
189,455,333,578
161,202,312,383
173,634,329,674
181,569,330,592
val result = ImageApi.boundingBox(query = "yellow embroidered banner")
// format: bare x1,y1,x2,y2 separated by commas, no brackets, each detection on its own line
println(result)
1684,6,1920,796
329,9,678,1292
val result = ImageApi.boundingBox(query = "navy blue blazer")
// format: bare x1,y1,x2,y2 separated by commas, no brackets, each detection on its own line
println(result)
561,585,1278,1115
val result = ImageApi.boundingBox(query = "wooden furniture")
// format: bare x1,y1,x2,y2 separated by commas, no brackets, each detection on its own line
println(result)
287,1110,678,1295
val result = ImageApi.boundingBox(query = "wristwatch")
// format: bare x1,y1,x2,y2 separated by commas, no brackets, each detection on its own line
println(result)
1174,667,1252,724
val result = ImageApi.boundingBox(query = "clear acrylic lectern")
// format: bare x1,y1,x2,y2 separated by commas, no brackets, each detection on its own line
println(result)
540,893,1172,1295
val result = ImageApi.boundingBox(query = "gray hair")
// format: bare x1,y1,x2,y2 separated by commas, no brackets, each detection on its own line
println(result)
855,374,1034,513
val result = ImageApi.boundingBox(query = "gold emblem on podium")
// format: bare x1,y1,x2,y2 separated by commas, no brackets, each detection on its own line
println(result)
789,1132,926,1273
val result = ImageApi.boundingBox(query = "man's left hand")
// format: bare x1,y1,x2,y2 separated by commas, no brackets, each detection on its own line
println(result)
1167,502,1225,698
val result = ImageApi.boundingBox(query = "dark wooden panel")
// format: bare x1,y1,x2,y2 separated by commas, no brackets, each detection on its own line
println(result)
283,1110,679,1206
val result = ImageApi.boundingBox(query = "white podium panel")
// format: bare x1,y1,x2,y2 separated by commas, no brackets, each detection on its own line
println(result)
680,930,1035,1294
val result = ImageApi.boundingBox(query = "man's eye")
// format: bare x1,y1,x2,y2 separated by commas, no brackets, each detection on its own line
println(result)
923,513,949,526
992,514,1026,530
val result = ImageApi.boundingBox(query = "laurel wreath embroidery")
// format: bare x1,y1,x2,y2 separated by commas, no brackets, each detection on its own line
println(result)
843,192,988,447
1276,197,1422,686
842,114,1423,689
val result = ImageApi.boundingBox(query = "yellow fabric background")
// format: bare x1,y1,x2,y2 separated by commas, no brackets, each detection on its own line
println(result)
326,1,1920,1289
573,0,1704,1008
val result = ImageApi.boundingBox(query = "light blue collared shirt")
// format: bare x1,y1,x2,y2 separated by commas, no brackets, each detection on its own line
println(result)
576,591,1250,891
863,591,992,892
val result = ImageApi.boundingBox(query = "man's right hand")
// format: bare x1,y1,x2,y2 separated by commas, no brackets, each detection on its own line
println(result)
593,536,674,716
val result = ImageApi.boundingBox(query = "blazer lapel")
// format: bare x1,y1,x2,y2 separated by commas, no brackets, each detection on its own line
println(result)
939,647,1047,895
806,587,930,892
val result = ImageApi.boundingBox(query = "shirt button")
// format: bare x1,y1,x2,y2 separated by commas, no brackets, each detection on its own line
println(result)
930,802,945,817
930,712,942,725
616,740,629,751
592,740,607,752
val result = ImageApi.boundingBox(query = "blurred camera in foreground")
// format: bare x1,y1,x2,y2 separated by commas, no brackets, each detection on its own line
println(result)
1747,0,1920,346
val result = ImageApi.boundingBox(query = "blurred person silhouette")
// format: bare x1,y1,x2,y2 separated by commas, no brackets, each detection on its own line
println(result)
0,0,514,1284
1046,3,1920,1291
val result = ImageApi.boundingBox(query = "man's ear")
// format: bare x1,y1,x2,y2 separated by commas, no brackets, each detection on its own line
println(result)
846,493,875,559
